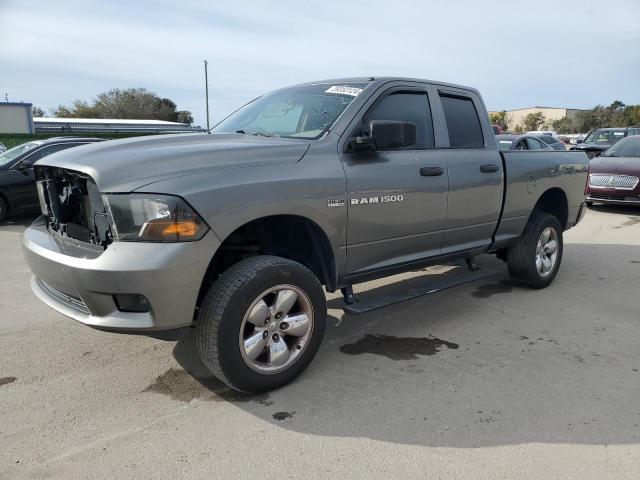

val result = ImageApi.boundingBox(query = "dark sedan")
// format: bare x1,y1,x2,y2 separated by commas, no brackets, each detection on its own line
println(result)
0,137,105,222
585,136,640,206
571,127,640,159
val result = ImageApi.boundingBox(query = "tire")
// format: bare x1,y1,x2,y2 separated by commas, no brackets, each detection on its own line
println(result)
507,213,563,289
196,255,326,393
0,197,7,223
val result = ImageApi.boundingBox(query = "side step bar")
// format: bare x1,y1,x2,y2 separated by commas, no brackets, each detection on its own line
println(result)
342,263,496,315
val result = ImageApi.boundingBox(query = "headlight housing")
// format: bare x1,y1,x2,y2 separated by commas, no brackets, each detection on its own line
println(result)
104,194,209,242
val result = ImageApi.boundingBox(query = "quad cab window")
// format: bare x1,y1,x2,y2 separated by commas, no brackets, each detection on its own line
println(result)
439,94,484,148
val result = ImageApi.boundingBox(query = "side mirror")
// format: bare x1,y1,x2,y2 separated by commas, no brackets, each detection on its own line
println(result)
351,120,417,151
15,160,32,172
575,139,583,144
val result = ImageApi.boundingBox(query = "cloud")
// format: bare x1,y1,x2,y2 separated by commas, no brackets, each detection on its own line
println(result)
1,0,639,126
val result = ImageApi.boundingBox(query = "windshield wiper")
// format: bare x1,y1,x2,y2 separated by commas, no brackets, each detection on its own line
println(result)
235,130,279,137
251,132,278,138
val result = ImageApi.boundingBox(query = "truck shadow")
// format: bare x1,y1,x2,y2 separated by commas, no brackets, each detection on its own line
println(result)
170,245,640,448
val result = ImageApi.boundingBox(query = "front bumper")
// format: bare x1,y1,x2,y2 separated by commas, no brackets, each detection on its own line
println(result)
22,217,220,331
586,192,640,206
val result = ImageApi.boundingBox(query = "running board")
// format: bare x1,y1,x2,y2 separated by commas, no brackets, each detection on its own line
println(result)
342,265,496,315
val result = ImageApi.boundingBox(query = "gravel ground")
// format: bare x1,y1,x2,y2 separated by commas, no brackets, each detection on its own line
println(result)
1,206,639,479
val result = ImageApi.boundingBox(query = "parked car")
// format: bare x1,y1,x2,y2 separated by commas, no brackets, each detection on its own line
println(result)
0,137,105,222
0,142,7,153
570,127,640,158
585,135,640,206
495,134,554,151
538,135,566,150
23,77,589,393
526,130,559,138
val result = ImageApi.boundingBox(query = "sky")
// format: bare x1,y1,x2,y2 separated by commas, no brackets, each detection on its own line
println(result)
1,0,639,128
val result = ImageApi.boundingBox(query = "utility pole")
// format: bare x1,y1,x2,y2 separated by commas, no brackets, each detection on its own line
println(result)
204,60,210,131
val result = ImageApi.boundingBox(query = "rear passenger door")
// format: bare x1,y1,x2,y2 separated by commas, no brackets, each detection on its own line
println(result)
435,90,503,254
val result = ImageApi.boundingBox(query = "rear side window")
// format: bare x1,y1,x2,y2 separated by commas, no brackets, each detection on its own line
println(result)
526,138,544,150
439,94,484,148
25,143,77,162
361,92,435,150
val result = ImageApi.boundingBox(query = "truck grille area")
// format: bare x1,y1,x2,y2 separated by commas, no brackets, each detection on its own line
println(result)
35,167,112,249
36,278,90,314
589,174,639,190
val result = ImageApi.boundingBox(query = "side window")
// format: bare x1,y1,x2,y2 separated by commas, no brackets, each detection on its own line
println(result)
513,140,526,150
439,94,484,148
25,143,77,162
526,138,543,150
361,92,435,150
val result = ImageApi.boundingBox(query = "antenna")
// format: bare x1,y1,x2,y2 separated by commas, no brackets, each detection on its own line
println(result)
204,60,210,132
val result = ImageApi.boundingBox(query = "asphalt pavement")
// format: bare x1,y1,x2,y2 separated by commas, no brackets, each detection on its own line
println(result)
1,206,639,479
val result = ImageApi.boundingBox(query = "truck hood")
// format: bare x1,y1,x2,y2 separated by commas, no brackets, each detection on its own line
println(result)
589,156,640,176
36,133,310,192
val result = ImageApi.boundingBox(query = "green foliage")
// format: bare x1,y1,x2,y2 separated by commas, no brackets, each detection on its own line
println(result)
489,111,508,131
31,106,45,117
0,132,159,150
51,88,193,123
522,112,546,131
554,101,640,134
550,117,578,134
176,110,194,125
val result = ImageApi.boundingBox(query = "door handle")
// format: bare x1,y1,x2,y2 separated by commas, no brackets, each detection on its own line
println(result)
420,166,444,176
480,164,499,173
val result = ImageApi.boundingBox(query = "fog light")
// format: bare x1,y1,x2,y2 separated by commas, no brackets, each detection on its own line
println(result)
114,294,150,313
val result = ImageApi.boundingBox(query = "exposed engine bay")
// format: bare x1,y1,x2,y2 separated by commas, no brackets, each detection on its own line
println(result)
35,166,112,249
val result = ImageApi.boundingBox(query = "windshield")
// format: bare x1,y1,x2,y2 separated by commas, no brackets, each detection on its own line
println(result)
602,137,640,157
0,142,42,166
212,83,368,139
583,130,625,145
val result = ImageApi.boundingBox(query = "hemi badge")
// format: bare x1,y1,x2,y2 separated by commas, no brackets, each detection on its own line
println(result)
328,199,345,208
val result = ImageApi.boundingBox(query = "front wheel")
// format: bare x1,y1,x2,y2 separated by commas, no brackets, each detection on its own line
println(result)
196,255,326,393
507,213,563,288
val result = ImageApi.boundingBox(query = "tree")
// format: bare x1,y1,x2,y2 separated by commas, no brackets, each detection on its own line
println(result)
176,110,194,124
52,88,192,123
489,111,508,131
550,116,576,134
31,106,45,117
522,112,545,131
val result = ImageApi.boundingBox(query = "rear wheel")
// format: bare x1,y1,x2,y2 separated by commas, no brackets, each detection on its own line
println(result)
0,197,7,223
196,255,326,393
507,213,563,288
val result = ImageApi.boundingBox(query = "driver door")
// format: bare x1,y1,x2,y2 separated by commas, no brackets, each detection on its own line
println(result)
339,85,448,276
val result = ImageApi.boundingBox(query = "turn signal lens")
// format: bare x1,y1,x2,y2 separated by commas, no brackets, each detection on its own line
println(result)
142,220,200,240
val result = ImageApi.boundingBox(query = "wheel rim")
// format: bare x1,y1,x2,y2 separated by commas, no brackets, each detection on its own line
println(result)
535,227,559,278
239,284,314,374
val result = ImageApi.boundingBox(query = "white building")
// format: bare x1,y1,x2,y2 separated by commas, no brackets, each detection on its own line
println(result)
0,102,34,133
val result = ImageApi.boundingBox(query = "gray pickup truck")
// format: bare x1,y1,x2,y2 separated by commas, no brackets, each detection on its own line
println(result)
22,77,589,392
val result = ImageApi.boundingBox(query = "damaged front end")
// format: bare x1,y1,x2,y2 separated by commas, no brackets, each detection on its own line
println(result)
35,166,113,249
